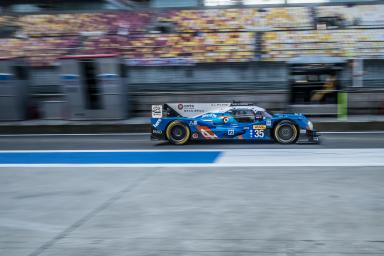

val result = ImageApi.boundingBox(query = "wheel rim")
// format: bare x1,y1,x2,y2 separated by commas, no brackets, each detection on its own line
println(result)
276,123,297,143
278,125,293,140
171,125,186,141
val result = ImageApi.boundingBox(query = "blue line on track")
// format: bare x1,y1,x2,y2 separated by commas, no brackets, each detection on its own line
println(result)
0,151,221,164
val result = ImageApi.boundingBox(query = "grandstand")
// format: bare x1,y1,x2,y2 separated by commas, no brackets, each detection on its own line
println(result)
0,0,383,119
0,2,383,65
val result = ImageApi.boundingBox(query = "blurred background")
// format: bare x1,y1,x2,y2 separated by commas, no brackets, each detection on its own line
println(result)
0,0,383,121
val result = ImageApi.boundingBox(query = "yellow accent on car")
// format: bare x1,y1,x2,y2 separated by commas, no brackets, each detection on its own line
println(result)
253,125,267,130
166,121,190,145
274,123,298,144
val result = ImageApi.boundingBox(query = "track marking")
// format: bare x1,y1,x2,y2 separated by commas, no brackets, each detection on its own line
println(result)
0,149,383,167
0,151,220,164
0,149,224,153
0,131,383,137
319,131,384,134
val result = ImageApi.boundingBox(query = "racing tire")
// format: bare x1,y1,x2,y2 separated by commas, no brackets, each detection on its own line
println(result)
166,121,190,145
273,120,299,144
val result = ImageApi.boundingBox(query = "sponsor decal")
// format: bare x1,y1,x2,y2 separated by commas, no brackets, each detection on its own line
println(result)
168,103,232,116
228,129,235,136
153,118,162,128
253,125,267,130
266,119,272,126
189,120,197,126
197,126,218,139
250,129,264,138
179,104,201,113
202,113,217,118
152,105,162,118
192,133,199,139
152,129,162,135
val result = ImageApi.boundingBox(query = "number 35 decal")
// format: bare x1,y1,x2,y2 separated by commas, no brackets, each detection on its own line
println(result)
253,129,264,138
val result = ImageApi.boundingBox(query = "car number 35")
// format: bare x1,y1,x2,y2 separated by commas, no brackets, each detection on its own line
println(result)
251,129,264,138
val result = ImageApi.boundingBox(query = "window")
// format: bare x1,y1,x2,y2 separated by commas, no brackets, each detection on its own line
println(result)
231,109,256,123
256,111,272,119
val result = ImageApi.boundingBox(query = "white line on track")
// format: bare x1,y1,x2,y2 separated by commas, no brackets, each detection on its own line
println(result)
319,131,384,134
0,148,381,153
0,163,383,167
0,131,383,137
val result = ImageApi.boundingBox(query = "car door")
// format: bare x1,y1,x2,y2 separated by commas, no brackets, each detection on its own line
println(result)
249,111,270,140
230,109,269,140
228,109,258,139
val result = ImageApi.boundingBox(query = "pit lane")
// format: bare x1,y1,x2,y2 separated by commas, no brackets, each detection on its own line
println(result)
0,132,384,256
0,132,383,150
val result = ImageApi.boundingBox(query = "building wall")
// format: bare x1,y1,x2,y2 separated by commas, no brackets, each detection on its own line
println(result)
363,60,384,88
25,60,384,117
127,62,288,91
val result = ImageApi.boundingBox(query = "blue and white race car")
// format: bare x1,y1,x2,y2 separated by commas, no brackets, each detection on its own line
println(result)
151,103,319,145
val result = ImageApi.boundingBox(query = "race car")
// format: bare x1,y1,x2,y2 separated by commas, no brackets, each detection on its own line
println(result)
150,103,319,145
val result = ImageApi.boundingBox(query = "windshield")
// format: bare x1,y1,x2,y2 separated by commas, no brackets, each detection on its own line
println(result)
263,111,273,119
256,111,273,119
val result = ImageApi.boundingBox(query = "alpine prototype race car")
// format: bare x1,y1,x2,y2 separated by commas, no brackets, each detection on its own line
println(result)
151,103,319,145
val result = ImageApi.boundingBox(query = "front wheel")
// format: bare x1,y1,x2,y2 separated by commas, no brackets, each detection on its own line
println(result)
273,121,299,144
166,121,190,145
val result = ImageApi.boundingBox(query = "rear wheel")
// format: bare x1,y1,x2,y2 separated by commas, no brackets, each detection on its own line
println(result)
166,121,190,145
273,121,299,144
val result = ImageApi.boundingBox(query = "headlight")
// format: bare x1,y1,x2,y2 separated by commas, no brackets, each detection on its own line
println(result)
307,120,313,130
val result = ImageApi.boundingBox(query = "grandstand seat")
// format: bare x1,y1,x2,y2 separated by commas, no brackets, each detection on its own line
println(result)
1,4,383,65
263,29,384,61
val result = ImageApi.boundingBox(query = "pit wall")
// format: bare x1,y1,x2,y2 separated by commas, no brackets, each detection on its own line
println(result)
27,61,384,118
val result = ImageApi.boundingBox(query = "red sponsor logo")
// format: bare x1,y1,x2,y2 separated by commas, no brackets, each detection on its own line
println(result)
197,126,218,140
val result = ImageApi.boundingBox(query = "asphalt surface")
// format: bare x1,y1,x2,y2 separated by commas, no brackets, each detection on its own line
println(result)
0,132,383,150
1,166,384,256
1,132,384,256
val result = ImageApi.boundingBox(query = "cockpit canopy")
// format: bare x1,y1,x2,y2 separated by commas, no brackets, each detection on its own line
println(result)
228,108,272,123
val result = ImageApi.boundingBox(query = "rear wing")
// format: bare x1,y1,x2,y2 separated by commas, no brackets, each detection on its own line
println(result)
152,103,237,118
151,103,264,118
